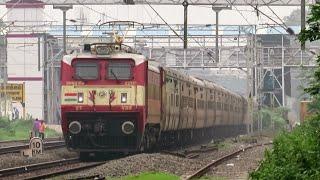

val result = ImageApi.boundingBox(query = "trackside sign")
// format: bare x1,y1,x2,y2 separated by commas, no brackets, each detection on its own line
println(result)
0,83,25,103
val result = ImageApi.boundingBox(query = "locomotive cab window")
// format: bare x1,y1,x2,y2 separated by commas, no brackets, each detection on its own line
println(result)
74,62,99,80
107,61,133,80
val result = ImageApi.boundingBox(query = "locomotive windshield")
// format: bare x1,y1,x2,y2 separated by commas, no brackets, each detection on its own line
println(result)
107,62,132,80
74,62,99,80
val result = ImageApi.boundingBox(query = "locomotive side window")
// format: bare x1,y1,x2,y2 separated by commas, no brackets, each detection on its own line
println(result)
107,62,132,80
74,62,99,80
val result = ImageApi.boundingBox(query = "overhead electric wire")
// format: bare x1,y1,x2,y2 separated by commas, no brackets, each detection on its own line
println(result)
144,0,184,41
226,0,252,26
144,0,218,57
0,0,22,22
262,0,288,28
247,3,294,35
76,1,119,21
142,5,157,24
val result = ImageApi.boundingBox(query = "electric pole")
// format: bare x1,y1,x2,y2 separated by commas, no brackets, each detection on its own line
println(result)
212,5,232,63
301,0,305,50
53,5,73,55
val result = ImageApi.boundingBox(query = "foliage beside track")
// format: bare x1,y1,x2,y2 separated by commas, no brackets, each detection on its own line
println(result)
253,107,288,131
251,2,320,179
0,117,59,140
250,115,320,179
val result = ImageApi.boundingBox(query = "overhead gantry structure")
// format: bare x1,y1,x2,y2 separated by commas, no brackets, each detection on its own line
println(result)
0,0,316,6
0,0,316,127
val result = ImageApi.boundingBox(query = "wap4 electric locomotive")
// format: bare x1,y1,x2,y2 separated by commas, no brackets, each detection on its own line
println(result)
60,42,248,159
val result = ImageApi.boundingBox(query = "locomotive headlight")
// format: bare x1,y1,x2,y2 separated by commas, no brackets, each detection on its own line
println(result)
78,93,84,103
121,121,134,135
69,121,81,134
121,93,127,103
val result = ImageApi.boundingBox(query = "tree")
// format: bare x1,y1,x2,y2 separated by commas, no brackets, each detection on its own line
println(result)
299,3,320,113
284,8,309,26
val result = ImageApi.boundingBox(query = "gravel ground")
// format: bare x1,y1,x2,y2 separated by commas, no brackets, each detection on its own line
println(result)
0,148,78,170
205,144,272,180
65,135,272,179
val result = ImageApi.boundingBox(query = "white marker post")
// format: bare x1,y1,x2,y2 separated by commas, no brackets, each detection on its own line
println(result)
21,137,43,157
29,137,43,156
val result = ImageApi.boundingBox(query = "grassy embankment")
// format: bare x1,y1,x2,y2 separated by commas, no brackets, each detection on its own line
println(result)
250,114,320,179
0,117,60,140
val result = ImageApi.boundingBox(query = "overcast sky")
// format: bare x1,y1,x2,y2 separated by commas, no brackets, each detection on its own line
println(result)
0,5,302,26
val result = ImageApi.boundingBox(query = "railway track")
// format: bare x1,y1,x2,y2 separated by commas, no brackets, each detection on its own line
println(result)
0,141,65,155
0,157,105,179
25,161,105,180
0,158,79,178
162,145,218,159
0,137,63,145
181,142,272,180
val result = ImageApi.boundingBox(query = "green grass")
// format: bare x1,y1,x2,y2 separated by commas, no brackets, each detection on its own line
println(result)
216,141,231,150
112,172,179,180
0,117,60,140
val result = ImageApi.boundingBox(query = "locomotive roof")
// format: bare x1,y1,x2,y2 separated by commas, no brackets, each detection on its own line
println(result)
148,60,161,73
62,51,146,66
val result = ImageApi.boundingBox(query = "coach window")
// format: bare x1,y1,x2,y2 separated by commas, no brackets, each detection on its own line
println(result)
74,62,99,80
176,95,179,107
155,86,160,100
107,61,133,80
171,94,174,106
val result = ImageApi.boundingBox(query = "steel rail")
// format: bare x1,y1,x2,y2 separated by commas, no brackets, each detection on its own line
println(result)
162,145,218,159
0,158,79,178
184,146,218,154
25,162,106,180
161,150,187,158
0,137,63,144
0,141,65,155
182,142,272,180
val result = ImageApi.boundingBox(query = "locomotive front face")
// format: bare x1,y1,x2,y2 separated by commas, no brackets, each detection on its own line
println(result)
60,54,147,152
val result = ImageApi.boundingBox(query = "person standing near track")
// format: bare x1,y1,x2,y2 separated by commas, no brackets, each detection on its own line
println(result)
39,120,46,140
33,118,40,138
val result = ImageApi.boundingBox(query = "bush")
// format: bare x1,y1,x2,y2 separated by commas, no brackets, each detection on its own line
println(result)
250,114,320,179
253,107,288,131
0,117,60,140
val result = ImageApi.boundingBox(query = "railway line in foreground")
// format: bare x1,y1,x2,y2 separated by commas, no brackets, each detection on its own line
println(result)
0,157,105,180
181,142,273,180
0,141,65,155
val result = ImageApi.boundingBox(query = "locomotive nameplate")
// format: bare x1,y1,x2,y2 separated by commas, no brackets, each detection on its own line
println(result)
75,106,83,111
121,105,133,111
66,81,85,86
125,81,137,85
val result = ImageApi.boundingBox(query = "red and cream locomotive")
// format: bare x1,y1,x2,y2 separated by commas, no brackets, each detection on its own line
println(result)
60,35,248,159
